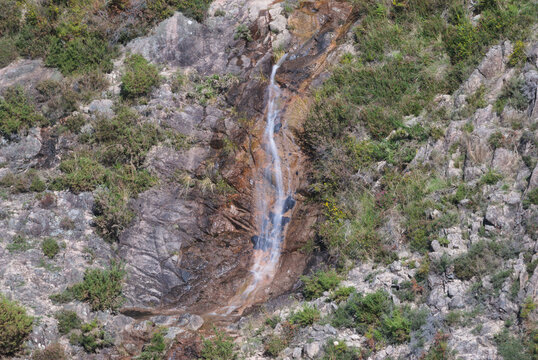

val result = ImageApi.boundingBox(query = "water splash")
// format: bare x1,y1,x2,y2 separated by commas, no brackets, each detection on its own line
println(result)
219,54,292,315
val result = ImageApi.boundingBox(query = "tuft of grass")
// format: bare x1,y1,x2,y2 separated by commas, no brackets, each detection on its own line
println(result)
32,343,67,360
6,234,32,253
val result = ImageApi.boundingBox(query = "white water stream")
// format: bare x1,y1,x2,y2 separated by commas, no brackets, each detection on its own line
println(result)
219,54,293,315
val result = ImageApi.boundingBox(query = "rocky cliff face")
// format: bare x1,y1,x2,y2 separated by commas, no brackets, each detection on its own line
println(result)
0,0,537,359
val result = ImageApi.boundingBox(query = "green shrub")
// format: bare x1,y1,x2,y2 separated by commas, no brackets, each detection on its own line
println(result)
174,0,213,22
42,238,60,259
0,86,44,137
200,328,236,360
523,188,538,208
0,0,21,36
0,295,34,356
381,308,411,344
508,40,526,67
263,335,287,358
480,169,502,185
93,184,136,242
0,37,18,68
423,332,453,360
322,339,363,360
0,169,46,193
332,290,393,332
289,305,320,327
494,329,532,360
488,131,505,150
92,108,161,166
444,20,476,63
264,315,281,329
494,78,529,114
121,54,161,98
54,310,81,335
45,35,114,75
69,320,112,353
138,329,166,360
329,286,356,303
51,262,125,311
32,343,67,360
301,269,341,300
234,24,252,41
453,241,511,280
54,156,107,194
64,114,86,134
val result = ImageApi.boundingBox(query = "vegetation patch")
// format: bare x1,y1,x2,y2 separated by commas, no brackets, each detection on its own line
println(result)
0,295,34,356
289,305,320,327
0,86,45,137
200,328,237,360
55,310,82,335
121,54,161,99
138,329,167,360
69,320,112,353
50,262,126,311
42,238,60,259
32,343,67,360
301,269,341,300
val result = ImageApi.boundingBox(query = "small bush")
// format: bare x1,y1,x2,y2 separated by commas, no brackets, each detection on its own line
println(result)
0,169,46,193
381,308,410,344
234,24,252,42
92,107,161,166
480,169,502,185
138,329,166,360
0,295,34,356
263,335,287,358
332,290,392,332
51,262,125,311
508,40,526,67
64,114,86,134
46,35,114,75
54,156,107,194
32,343,67,360
494,329,532,360
0,86,44,137
488,131,505,150
264,315,281,329
42,238,60,259
121,54,160,98
329,286,356,303
0,37,18,68
494,78,528,113
523,188,538,208
453,241,511,280
69,320,112,353
200,328,236,360
301,269,341,300
289,305,320,327
322,339,362,360
55,310,81,335
0,0,21,36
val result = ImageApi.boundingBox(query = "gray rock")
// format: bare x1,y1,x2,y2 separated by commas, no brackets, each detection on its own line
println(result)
0,59,62,92
303,342,320,359
292,347,302,359
87,99,115,117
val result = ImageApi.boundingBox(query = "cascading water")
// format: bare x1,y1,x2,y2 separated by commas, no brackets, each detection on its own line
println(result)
219,54,296,315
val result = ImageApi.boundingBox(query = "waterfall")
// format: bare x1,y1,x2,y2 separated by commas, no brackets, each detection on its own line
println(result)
220,54,294,315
